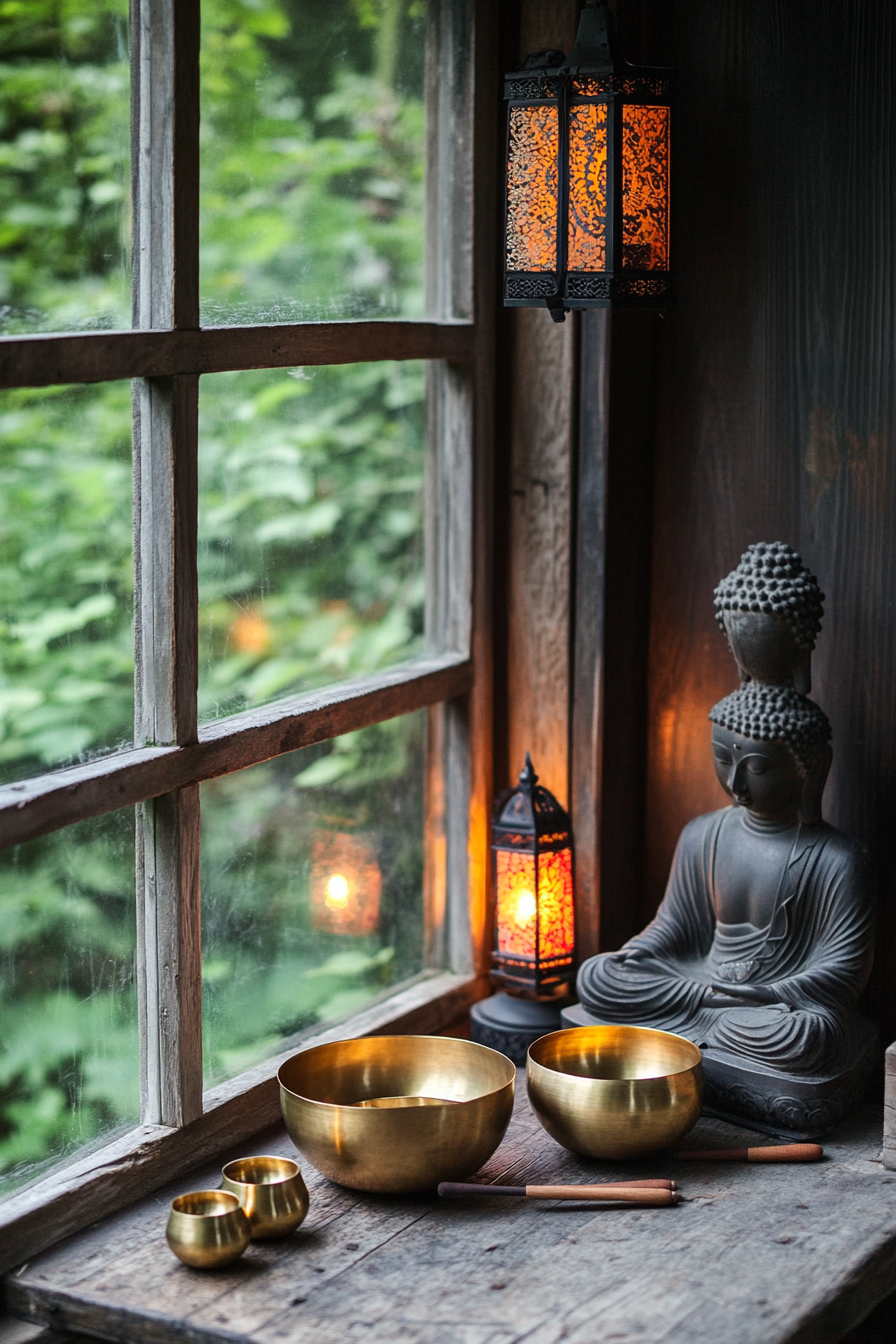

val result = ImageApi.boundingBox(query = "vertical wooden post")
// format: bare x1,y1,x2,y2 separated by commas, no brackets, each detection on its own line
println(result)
132,0,202,1127
571,309,658,963
423,0,482,976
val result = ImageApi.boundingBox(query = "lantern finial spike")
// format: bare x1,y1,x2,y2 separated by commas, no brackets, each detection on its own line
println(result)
519,753,539,788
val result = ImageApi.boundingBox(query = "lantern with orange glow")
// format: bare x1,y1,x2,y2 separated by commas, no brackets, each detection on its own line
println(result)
491,754,575,998
310,832,381,937
504,0,672,321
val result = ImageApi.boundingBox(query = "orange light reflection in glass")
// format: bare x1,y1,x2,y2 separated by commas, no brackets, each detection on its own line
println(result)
506,104,559,272
311,833,381,936
496,847,575,960
568,102,607,271
622,104,670,270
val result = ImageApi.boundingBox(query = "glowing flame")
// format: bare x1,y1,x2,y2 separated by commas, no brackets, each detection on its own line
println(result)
325,874,350,909
515,889,536,926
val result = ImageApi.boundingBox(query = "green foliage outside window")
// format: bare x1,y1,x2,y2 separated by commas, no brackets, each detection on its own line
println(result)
0,0,428,1195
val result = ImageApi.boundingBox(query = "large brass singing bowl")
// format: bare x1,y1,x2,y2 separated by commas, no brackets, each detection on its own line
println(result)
527,1026,704,1160
278,1035,515,1193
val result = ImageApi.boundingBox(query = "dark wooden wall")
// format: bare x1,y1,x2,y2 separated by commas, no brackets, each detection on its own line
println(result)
631,0,896,1044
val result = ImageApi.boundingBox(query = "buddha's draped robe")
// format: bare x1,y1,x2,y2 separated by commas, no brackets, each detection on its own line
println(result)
577,808,874,1076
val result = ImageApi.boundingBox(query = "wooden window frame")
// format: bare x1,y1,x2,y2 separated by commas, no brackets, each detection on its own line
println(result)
0,0,498,1269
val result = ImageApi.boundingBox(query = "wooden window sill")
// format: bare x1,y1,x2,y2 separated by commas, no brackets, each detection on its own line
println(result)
2,1083,893,1344
0,972,488,1275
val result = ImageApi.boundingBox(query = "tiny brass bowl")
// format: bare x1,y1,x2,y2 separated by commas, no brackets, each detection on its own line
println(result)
527,1025,704,1160
166,1190,251,1269
221,1155,309,1239
278,1034,515,1193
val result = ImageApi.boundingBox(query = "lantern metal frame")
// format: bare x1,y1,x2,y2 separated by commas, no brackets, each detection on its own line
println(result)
490,754,575,999
503,0,672,320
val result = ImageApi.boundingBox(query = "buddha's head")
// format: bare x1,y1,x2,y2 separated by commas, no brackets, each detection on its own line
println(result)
709,682,832,824
713,542,824,693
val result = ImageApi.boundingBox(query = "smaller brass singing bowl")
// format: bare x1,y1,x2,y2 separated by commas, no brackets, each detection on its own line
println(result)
527,1026,704,1160
166,1190,251,1269
221,1156,310,1239
279,1035,515,1193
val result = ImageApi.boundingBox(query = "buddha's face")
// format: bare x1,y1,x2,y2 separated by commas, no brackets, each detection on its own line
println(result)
711,726,804,819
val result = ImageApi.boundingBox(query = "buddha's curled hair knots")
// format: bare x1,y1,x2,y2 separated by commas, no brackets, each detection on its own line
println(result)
709,682,831,778
713,541,824,652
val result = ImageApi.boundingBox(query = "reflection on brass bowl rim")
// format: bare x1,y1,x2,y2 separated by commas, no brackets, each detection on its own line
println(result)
221,1155,309,1239
278,1034,515,1193
165,1190,251,1269
527,1025,704,1160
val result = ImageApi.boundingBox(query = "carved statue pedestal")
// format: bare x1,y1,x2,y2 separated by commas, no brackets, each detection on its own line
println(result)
561,1002,877,1140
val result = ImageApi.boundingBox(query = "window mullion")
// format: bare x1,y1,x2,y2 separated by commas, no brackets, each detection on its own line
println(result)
132,0,202,1128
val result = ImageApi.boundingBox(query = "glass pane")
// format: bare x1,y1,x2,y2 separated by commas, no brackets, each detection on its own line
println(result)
199,0,426,325
0,808,137,1201
567,102,607,271
0,383,134,786
622,104,670,270
201,712,425,1086
198,362,424,723
506,103,559,273
0,1,130,335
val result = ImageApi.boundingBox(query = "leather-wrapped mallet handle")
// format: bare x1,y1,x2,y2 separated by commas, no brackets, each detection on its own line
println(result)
673,1143,823,1162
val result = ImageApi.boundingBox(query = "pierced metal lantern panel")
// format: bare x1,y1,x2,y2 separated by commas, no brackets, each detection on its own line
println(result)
491,754,575,998
504,2,672,318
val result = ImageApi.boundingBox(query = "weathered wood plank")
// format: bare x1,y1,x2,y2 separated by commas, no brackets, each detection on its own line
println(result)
0,656,472,850
884,1042,896,1172
131,0,204,1130
0,324,475,390
0,973,485,1275
5,1082,895,1344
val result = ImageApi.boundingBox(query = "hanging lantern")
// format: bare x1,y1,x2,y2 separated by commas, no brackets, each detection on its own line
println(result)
504,0,672,321
491,754,575,998
310,832,381,936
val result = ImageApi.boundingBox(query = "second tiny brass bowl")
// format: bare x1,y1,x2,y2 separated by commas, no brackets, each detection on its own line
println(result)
527,1025,704,1160
279,1034,515,1193
221,1156,309,1239
166,1190,251,1269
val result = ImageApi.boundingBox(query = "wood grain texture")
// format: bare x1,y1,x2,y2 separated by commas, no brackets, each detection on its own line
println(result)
0,972,486,1275
5,1086,896,1344
0,323,474,389
506,307,577,808
0,656,471,850
462,0,500,978
641,0,896,1047
884,1042,896,1172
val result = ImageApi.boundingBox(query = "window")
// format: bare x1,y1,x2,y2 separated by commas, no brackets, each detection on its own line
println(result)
0,0,495,1261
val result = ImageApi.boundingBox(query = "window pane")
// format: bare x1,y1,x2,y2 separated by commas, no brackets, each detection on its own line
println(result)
0,808,137,1201
0,2,130,335
0,383,134,786
198,362,424,722
199,0,425,325
201,711,425,1086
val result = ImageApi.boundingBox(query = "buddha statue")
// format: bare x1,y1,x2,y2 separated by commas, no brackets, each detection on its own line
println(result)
563,544,877,1137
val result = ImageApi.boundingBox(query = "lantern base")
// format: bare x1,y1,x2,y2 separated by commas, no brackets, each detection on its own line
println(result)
470,992,569,1066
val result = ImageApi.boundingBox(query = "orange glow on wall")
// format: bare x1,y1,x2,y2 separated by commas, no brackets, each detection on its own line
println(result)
622,104,670,270
506,104,559,272
310,833,381,936
567,102,607,271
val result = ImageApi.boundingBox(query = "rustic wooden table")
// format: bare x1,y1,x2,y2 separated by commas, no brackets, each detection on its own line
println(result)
4,1076,895,1344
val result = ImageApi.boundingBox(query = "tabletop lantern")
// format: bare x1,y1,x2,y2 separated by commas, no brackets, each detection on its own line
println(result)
470,754,575,1063
504,0,672,321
